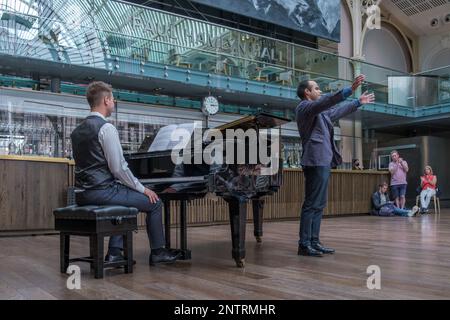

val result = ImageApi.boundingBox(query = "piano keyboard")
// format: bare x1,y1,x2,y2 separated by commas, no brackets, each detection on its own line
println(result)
139,176,207,185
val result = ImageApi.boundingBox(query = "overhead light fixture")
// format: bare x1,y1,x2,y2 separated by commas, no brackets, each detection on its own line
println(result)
444,13,450,24
430,18,439,28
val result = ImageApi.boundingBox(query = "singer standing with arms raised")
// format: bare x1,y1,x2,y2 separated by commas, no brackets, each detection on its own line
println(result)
295,75,375,257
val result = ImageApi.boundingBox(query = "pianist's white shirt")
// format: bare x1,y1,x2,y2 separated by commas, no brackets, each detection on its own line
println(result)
90,112,145,194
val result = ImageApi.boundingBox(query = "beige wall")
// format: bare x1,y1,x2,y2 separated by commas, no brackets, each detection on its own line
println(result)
419,32,450,71
338,1,353,59
363,25,410,73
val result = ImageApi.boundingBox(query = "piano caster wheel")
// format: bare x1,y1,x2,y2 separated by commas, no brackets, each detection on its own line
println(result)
255,236,262,243
235,259,245,268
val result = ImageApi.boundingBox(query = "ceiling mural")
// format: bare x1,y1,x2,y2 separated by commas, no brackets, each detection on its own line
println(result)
191,0,341,42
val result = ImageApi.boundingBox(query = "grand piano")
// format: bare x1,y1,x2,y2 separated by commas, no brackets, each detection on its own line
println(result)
125,113,289,267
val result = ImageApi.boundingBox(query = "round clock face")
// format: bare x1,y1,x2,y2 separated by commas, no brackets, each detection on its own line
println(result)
203,96,219,115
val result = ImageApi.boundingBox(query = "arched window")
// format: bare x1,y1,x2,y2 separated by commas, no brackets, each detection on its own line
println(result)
362,22,413,73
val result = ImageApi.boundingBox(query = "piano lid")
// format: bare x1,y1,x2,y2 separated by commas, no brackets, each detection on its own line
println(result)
216,112,290,131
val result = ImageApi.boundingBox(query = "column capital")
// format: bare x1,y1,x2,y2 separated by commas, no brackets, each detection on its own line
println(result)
351,55,366,62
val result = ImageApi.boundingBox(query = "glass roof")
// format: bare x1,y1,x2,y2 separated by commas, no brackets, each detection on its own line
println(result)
0,0,230,68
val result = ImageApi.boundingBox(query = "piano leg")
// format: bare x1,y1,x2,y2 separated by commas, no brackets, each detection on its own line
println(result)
252,198,264,243
123,231,133,274
60,233,70,273
163,200,171,249
179,200,192,260
227,199,247,268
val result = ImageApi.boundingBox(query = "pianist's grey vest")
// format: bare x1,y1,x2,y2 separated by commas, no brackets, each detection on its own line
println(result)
71,115,116,190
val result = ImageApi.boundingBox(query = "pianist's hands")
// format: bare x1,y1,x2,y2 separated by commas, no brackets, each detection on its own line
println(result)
144,187,159,204
162,187,177,193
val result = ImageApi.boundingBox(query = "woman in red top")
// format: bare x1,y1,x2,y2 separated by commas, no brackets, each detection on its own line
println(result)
420,165,437,213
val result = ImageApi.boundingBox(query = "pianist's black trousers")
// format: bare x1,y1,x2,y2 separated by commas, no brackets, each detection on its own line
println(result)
299,166,331,247
76,183,165,251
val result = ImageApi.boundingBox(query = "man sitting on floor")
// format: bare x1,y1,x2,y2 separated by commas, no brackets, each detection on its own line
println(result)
371,182,419,217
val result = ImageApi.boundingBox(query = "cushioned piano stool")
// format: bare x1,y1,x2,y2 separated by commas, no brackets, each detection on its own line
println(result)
53,205,138,279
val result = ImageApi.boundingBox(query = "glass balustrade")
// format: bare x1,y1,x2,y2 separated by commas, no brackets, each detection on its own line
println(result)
415,65,450,106
0,92,201,158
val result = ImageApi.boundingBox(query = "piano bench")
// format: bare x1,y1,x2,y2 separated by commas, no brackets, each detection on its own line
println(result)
53,205,138,279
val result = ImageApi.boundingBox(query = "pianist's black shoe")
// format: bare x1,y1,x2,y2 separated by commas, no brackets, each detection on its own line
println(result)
312,243,335,254
105,251,137,265
149,248,181,265
298,245,323,257
105,253,124,263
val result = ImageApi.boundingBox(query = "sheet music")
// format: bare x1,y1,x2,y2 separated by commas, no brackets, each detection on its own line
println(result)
148,122,199,152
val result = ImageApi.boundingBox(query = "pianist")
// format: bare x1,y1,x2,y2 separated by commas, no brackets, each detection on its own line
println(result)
71,81,180,265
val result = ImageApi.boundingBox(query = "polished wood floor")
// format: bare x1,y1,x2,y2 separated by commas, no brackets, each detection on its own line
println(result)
1,210,450,300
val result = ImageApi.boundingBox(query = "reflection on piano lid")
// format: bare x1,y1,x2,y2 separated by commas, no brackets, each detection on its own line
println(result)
216,112,289,131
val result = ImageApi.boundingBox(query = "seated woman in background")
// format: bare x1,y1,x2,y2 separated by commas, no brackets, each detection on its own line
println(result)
419,165,437,214
372,182,419,217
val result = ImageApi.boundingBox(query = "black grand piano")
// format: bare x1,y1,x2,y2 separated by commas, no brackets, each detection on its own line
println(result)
125,113,289,267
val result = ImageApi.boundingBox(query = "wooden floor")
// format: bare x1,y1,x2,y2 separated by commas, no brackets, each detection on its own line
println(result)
1,210,450,300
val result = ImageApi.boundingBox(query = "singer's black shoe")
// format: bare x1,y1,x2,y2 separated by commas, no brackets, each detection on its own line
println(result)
105,252,124,263
312,243,335,254
298,245,323,257
105,253,136,265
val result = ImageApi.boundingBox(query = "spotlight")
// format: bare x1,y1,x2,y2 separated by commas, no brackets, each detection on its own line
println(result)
430,18,439,28
444,13,450,24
